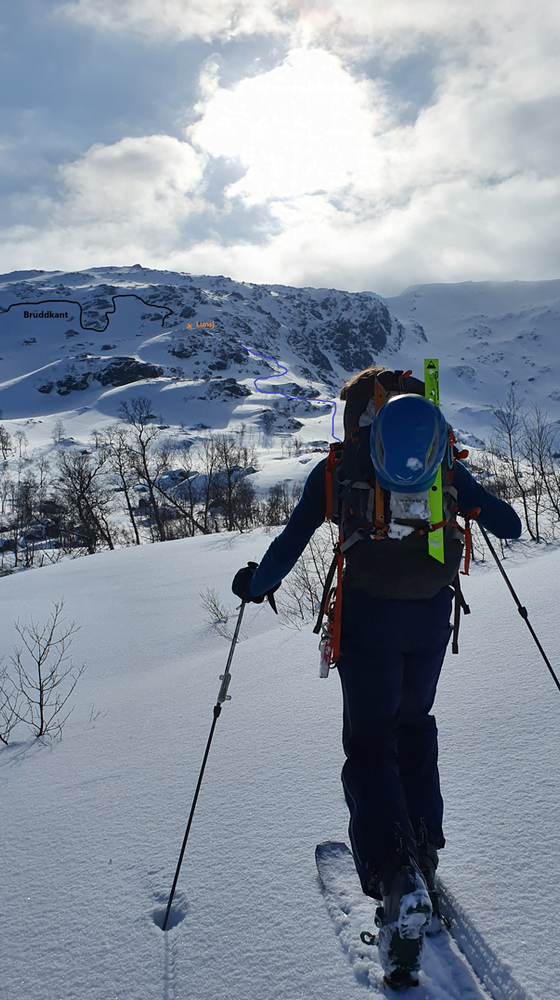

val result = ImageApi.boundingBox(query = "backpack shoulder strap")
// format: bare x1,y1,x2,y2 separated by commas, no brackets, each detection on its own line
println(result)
325,442,344,521
373,378,387,529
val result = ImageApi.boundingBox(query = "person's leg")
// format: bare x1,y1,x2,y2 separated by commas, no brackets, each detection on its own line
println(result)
397,586,453,849
337,590,417,897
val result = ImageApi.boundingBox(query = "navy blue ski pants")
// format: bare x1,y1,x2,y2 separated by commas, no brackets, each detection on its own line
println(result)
336,586,453,897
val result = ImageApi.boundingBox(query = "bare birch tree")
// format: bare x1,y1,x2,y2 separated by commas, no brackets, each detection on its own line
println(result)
5,600,86,740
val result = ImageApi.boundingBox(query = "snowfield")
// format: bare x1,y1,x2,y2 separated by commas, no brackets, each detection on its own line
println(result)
2,528,559,1000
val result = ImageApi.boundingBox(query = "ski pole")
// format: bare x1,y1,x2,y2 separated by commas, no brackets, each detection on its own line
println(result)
161,601,246,932
478,524,560,694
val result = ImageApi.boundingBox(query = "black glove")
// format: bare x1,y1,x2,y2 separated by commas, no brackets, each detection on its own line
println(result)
231,561,281,613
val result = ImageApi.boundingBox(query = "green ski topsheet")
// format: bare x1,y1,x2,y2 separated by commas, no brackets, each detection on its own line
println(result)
424,359,445,564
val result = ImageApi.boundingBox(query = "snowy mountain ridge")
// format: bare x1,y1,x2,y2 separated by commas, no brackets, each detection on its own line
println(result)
1,265,560,446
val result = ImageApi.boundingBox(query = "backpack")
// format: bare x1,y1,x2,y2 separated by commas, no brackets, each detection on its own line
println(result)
314,368,475,674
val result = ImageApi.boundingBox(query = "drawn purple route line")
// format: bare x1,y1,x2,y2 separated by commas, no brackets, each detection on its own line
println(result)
241,344,342,442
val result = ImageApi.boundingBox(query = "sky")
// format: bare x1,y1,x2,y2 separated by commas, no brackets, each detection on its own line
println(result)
2,0,560,295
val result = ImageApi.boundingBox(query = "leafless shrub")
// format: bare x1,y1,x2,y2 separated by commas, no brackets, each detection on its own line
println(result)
87,705,108,726
98,424,142,545
118,396,168,541
275,521,337,629
57,448,116,553
200,587,236,641
263,480,302,526
13,430,29,461
52,419,66,446
0,425,13,461
490,386,560,542
3,600,86,741
0,664,20,745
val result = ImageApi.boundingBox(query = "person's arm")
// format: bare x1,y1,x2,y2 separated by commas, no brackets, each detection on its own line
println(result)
249,458,327,597
453,461,523,538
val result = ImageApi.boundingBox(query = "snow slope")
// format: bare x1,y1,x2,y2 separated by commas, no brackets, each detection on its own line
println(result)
2,267,560,456
386,279,560,440
2,529,559,1000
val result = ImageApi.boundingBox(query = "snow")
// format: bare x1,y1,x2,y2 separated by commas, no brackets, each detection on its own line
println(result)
390,493,431,521
388,493,430,537
2,530,559,999
2,266,560,997
385,278,560,440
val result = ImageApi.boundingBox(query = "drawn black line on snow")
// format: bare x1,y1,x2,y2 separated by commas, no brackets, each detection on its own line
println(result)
241,343,342,442
0,295,174,333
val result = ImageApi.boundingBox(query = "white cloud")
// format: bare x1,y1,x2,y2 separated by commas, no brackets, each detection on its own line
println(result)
59,134,205,224
0,135,207,269
54,0,560,65
187,38,557,198
164,17,560,293
56,0,297,42
159,171,560,295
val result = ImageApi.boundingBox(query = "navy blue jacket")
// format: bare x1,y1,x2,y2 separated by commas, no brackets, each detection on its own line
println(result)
249,458,522,599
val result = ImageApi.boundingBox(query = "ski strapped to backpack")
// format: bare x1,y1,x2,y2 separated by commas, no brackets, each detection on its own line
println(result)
424,359,444,564
314,364,479,674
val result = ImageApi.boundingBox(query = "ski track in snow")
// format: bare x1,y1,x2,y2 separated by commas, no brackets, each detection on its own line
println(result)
161,927,177,1000
150,868,188,998
438,881,536,1000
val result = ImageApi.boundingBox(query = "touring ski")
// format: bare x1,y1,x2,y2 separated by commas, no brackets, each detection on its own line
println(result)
315,841,502,997
424,359,444,564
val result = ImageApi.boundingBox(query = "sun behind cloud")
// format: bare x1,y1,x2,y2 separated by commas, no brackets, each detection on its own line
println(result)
189,48,389,203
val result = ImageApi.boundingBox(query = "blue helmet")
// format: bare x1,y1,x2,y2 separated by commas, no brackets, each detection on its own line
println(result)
369,394,449,493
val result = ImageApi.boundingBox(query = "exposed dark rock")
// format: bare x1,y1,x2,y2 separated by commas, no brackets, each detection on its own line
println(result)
93,358,164,387
168,339,201,359
56,371,91,394
261,382,320,398
287,327,333,375
222,378,251,397
202,378,251,399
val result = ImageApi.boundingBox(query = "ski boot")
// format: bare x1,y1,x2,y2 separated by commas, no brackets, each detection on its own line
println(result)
374,852,432,989
417,841,447,936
